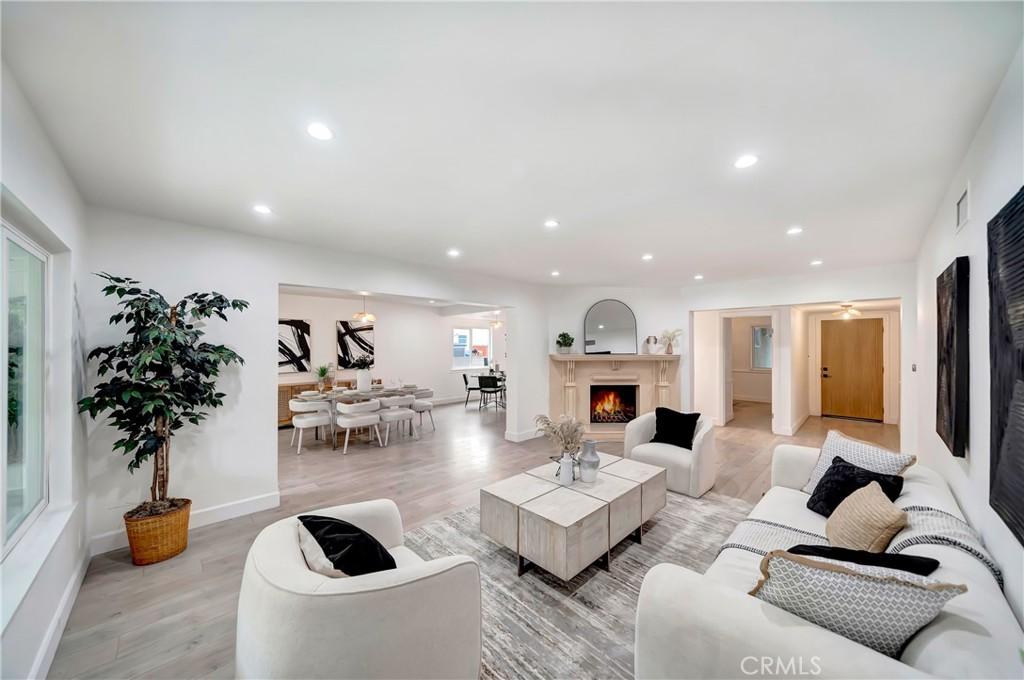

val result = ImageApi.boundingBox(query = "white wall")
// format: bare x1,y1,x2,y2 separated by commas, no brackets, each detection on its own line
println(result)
790,307,810,433
1,64,90,679
730,316,772,403
81,206,549,554
279,292,507,403
913,43,1024,623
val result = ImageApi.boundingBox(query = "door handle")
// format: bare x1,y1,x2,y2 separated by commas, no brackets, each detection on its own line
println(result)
821,366,830,378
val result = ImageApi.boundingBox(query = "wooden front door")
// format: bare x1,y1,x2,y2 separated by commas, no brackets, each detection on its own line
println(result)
821,318,883,421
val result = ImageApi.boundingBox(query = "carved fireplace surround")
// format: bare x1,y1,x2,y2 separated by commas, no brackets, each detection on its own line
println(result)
548,354,681,441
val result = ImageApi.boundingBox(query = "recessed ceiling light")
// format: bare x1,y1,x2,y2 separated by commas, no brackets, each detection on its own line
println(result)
551,270,560,277
252,204,272,215
694,274,704,280
428,300,436,304
641,254,654,261
358,290,370,296
307,122,334,141
544,219,559,229
810,259,823,266
598,324,605,329
787,225,804,235
446,248,461,258
734,154,759,169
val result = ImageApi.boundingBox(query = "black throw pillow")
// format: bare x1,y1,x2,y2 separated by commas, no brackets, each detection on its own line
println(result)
298,515,396,577
788,544,939,576
806,456,904,517
650,407,701,450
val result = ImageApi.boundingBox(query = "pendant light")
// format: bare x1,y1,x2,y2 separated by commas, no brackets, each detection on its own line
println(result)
352,294,376,323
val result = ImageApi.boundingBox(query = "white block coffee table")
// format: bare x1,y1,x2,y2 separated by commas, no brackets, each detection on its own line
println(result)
481,454,665,580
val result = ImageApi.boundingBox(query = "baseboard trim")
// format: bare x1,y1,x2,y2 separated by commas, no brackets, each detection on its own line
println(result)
31,551,89,679
89,491,281,556
505,428,542,443
789,413,809,436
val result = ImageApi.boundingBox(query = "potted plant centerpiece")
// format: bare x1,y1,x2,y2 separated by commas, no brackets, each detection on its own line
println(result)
556,331,575,354
535,414,585,485
351,353,374,391
314,364,331,392
78,273,248,565
660,328,683,355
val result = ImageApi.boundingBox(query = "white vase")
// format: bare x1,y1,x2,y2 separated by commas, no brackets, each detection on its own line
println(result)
579,440,599,483
558,453,575,486
356,369,371,391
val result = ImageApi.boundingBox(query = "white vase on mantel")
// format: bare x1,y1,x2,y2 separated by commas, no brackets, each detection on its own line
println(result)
356,369,371,392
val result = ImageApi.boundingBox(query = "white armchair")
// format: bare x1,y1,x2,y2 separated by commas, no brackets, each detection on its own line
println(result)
624,411,716,497
236,499,481,680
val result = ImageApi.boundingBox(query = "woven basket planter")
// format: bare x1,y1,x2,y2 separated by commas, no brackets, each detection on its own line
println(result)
123,499,192,565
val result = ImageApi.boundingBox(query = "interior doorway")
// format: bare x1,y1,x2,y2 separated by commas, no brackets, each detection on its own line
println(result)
821,317,884,421
724,315,774,429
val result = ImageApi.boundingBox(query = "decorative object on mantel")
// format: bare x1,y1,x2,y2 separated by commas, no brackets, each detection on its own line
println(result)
936,256,969,458
643,335,659,354
987,184,1024,544
556,331,575,354
314,364,332,392
579,440,600,482
535,414,585,485
659,328,683,355
659,329,684,356
584,299,638,354
78,273,248,565
350,353,374,391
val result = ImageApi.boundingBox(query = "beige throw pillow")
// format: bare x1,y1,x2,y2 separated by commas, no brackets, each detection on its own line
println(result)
827,482,907,552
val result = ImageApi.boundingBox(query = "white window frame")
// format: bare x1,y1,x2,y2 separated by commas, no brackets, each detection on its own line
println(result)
1,222,51,559
450,326,493,371
750,325,772,371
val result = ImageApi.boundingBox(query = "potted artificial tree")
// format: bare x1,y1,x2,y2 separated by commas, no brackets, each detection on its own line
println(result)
556,331,575,354
78,273,248,565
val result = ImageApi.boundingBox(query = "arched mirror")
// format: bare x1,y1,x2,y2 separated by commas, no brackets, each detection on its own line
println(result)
584,299,637,354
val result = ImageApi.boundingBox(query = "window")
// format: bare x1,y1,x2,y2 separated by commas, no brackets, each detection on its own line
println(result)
452,327,491,369
751,325,772,370
2,225,48,554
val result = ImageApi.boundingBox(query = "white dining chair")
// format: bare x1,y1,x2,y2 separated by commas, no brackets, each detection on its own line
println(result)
411,399,435,431
288,398,332,455
379,395,416,445
335,399,383,455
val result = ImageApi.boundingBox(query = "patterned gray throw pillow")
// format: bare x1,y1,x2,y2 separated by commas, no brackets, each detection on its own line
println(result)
751,551,967,657
802,431,916,494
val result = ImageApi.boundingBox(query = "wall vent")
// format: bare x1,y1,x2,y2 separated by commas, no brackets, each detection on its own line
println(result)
955,183,970,232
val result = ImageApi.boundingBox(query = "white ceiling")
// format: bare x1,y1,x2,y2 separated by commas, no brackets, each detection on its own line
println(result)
3,2,1021,286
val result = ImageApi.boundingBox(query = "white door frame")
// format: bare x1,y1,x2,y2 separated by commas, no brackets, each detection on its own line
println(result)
716,308,783,433
808,310,900,425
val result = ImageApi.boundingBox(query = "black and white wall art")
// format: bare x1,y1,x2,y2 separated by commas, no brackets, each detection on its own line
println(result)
988,185,1024,545
278,319,312,374
337,321,374,368
936,256,970,457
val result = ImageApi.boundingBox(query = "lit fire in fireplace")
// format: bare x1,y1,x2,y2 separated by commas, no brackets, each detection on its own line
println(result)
590,386,637,423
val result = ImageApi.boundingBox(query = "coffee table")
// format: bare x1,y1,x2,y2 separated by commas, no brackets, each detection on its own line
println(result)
480,454,666,580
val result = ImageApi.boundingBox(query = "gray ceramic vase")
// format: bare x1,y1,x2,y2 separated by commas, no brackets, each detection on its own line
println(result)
579,440,600,483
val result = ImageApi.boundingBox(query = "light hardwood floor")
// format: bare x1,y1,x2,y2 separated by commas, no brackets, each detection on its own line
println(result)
49,400,898,679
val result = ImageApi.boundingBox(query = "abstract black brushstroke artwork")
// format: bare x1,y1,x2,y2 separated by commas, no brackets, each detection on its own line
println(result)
988,184,1024,545
279,319,312,374
337,321,374,369
936,256,969,457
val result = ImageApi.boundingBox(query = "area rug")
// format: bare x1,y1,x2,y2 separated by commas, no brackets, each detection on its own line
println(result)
404,490,753,680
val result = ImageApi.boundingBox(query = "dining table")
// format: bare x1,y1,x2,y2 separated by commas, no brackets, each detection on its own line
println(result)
295,385,435,450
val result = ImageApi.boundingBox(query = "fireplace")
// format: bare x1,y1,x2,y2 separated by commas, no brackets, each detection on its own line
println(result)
590,385,637,423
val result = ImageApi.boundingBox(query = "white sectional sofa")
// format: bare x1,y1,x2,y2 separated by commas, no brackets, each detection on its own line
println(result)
635,444,1024,679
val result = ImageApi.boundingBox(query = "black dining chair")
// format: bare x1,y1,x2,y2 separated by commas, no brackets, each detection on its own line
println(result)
477,375,505,410
462,373,481,406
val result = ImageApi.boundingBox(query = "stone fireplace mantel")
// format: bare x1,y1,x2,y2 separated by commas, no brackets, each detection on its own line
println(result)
548,354,680,441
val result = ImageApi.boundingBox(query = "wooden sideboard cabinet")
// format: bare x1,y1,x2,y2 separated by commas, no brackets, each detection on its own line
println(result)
277,383,317,426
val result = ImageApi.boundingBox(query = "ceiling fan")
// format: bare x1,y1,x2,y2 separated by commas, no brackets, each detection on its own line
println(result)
832,304,862,320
